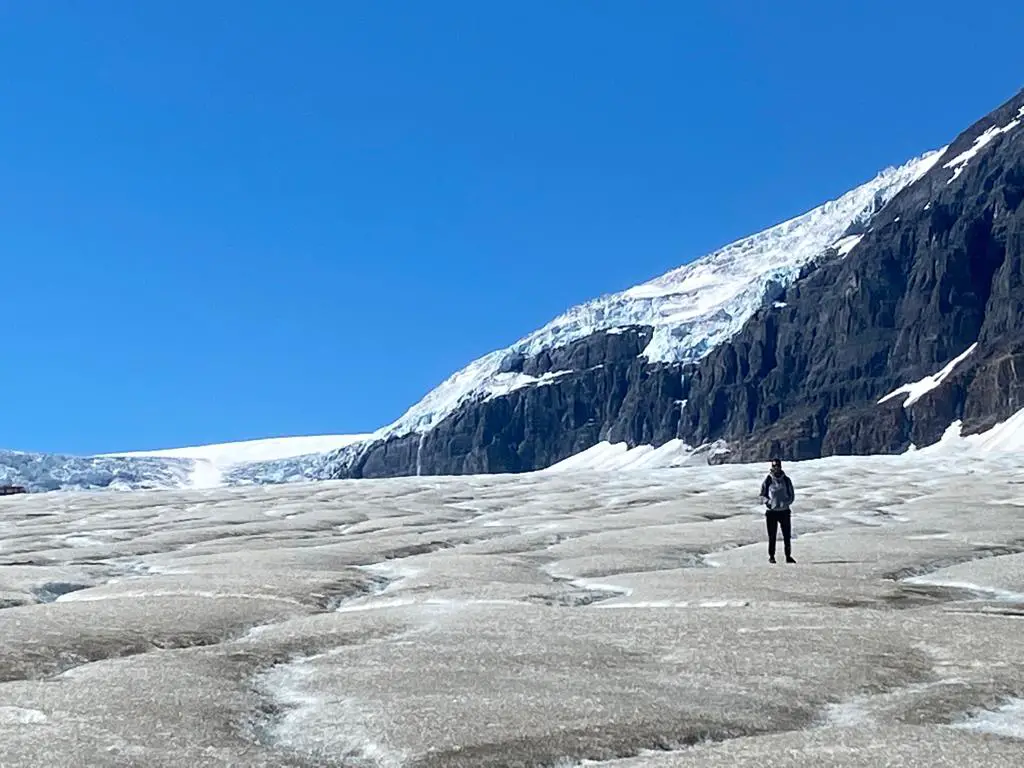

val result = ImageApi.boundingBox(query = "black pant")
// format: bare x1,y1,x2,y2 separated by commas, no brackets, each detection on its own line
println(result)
766,510,792,559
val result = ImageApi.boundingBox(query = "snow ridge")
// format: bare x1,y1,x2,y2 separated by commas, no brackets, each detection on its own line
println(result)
944,105,1024,184
373,149,946,442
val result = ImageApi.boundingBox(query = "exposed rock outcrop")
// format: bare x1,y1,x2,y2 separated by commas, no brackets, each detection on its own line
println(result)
343,328,683,478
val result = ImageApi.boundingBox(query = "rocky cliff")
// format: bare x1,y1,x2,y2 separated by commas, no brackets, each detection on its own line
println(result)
343,328,684,477
323,88,1024,479
679,87,1024,461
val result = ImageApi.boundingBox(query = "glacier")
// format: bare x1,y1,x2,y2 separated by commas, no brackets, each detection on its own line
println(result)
101,434,371,489
0,449,194,493
1,436,368,493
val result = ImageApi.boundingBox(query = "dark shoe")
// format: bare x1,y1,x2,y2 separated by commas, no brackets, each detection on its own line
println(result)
786,556,796,563
769,556,776,564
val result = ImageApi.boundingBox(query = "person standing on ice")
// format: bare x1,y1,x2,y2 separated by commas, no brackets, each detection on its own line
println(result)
760,458,796,564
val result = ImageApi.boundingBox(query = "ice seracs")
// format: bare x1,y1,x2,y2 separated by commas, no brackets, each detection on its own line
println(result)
0,448,195,493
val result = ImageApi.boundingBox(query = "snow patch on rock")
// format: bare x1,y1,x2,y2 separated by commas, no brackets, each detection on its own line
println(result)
878,343,978,409
944,105,1024,184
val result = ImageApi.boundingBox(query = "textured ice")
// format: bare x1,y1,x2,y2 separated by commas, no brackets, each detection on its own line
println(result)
953,698,1024,740
0,707,48,726
4,451,1024,765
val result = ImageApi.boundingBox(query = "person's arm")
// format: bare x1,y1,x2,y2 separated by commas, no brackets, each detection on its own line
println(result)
787,476,795,504
760,475,770,502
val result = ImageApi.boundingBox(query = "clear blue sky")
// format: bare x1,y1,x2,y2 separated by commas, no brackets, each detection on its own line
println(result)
2,1,1022,454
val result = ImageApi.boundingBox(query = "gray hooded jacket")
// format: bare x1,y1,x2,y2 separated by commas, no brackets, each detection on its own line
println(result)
760,471,795,512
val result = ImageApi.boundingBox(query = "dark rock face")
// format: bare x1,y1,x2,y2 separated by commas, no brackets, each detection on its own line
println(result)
679,87,1024,460
340,328,684,478
331,88,1024,479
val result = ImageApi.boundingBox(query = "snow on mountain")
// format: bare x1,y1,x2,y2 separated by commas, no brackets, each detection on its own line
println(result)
832,234,864,258
548,398,1024,473
943,104,1024,184
373,149,946,441
964,407,1024,453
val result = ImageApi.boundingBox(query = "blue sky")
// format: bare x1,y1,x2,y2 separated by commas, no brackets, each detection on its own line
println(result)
2,1,1022,454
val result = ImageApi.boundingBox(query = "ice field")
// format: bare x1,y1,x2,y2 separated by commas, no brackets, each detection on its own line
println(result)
3,450,1024,766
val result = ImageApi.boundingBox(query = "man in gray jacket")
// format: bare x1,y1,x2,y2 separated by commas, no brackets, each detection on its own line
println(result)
760,458,796,564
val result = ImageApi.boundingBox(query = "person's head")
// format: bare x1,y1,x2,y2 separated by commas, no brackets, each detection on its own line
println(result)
770,458,783,475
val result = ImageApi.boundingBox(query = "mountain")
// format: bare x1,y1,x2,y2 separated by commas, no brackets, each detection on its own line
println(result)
308,87,1024,478
7,88,1024,491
